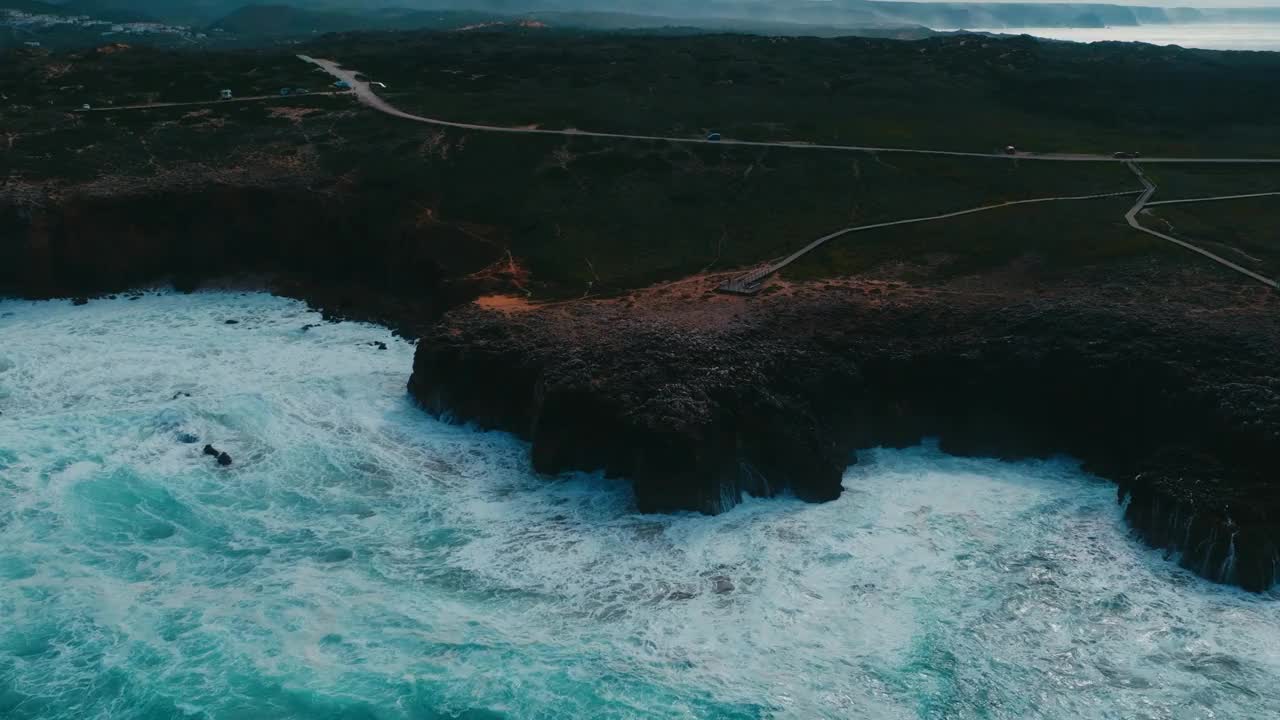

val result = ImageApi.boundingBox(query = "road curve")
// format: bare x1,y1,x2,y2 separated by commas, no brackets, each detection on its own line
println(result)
298,55,1280,165
1124,163,1278,289
720,190,1143,292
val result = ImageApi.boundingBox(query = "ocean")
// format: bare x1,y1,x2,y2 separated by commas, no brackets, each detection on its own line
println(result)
1,292,1277,718
967,22,1280,51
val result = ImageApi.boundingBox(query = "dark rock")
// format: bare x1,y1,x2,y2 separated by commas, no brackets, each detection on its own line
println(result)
301,324,320,332
203,444,232,466
172,391,191,400
667,590,697,601
71,297,88,306
177,432,198,444
224,319,239,325
409,280,1280,592
369,341,388,350
711,576,735,594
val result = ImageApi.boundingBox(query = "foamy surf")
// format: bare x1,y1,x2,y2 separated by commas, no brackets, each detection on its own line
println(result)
1,292,1276,719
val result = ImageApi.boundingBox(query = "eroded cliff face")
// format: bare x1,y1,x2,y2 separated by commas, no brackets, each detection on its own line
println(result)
409,278,1280,592
5,187,1278,592
0,186,507,329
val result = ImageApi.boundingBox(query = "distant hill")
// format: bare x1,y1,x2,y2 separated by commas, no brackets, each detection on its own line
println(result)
207,4,537,37
3,0,67,13
208,4,371,36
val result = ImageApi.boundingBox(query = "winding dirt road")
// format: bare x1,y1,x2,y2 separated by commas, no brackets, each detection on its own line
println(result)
296,54,1279,290
1124,163,1278,289
298,55,1280,165
720,190,1144,293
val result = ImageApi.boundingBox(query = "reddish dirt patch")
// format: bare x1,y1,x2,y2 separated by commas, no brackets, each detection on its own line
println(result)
474,295,537,313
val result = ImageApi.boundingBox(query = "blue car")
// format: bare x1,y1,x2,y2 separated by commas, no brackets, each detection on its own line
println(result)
706,132,722,142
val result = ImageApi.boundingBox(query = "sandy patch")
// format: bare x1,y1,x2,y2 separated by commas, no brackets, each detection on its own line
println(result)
474,295,537,313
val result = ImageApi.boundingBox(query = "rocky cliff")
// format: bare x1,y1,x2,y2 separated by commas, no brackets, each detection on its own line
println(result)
4,188,1277,593
0,185,507,331
409,276,1280,592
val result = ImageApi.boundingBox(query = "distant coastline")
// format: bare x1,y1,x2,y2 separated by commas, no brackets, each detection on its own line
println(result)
954,22,1280,51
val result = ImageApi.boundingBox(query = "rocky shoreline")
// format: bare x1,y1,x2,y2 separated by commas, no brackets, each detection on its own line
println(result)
3,189,1277,593
409,276,1280,592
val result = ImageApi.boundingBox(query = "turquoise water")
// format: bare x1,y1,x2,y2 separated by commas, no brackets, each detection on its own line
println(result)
1,292,1277,719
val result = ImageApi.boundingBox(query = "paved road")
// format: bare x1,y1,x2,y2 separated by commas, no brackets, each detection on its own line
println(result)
1145,191,1280,207
1124,163,1277,289
76,90,349,113
719,190,1143,293
297,55,1280,165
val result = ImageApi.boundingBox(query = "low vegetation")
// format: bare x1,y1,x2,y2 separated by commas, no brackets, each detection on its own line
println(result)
308,30,1280,156
1147,198,1280,281
2,28,1278,297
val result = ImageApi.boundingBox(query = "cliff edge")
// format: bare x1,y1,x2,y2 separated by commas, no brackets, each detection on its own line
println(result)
410,273,1280,592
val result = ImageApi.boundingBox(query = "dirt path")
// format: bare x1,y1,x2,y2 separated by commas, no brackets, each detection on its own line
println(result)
1125,163,1278,290
296,55,1280,165
719,190,1143,293
1145,191,1280,207
77,90,350,113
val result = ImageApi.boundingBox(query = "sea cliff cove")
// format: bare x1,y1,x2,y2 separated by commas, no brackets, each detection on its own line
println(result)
4,13,1280,719
1,292,1278,718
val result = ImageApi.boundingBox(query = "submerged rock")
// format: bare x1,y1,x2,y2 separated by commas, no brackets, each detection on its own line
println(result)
711,576,735,594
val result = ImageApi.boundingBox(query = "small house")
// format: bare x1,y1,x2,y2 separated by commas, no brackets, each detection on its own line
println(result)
220,89,233,100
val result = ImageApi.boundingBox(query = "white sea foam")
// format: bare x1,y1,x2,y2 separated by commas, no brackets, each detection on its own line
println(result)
0,292,1277,719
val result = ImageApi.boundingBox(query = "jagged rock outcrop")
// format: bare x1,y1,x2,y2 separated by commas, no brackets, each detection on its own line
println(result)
410,279,1280,591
